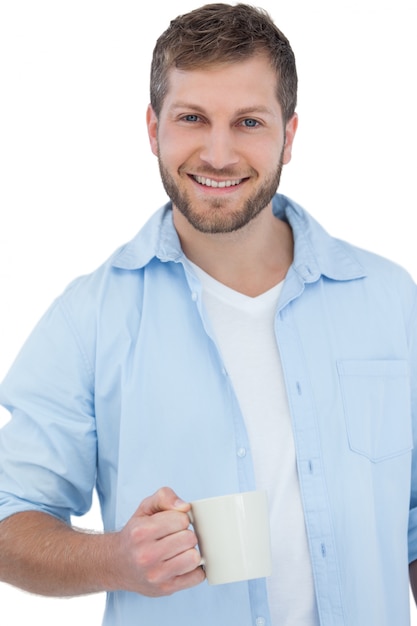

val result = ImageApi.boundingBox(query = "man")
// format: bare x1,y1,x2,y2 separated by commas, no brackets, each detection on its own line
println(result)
0,3,416,625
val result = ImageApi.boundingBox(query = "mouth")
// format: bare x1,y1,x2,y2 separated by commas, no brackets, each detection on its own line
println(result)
192,175,245,189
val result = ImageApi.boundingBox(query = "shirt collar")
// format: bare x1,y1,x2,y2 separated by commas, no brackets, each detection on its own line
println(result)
272,194,366,283
111,203,182,270
111,195,366,282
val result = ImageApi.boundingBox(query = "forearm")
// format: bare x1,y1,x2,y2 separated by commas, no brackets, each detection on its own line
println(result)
0,511,117,597
0,489,205,599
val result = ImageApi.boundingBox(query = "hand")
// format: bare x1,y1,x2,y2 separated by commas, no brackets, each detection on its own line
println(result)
110,487,205,596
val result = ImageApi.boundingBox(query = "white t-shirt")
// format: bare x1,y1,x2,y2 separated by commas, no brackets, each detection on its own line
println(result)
190,262,320,626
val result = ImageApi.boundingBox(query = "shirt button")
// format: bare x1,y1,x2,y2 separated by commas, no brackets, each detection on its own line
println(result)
255,618,266,626
237,447,247,458
191,292,198,301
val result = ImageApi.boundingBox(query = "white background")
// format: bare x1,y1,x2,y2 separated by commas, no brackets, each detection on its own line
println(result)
0,0,416,623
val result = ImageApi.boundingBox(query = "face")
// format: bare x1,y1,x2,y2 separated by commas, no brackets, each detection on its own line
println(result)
147,55,297,234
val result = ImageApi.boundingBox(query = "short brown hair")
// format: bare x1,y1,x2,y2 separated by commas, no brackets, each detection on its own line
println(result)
150,3,297,123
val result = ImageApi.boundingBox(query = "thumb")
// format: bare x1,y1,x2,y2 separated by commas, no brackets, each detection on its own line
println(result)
138,486,191,517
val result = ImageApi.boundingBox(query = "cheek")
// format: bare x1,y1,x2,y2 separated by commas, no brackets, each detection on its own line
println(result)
159,131,200,168
249,139,284,171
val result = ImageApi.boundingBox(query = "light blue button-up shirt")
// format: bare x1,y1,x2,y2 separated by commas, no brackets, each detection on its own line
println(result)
1,194,417,625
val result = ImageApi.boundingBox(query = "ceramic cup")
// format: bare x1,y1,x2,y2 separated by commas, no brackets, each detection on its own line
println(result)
188,490,272,585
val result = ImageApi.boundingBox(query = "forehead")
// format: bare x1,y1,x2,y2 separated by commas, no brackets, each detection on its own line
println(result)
161,55,281,114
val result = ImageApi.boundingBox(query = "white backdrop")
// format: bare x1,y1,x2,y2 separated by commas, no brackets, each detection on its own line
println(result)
0,1,416,623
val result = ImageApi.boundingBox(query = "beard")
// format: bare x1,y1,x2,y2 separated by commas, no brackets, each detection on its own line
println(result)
157,150,284,234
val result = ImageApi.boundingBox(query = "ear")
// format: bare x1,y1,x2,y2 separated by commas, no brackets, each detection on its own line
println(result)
146,104,159,156
282,113,298,165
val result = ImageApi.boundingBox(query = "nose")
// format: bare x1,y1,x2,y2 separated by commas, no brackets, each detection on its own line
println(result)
199,126,239,171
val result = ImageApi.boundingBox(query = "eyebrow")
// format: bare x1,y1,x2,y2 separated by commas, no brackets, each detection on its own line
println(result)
169,102,275,117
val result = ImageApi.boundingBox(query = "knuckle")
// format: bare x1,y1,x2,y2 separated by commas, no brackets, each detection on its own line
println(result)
135,544,156,570
146,567,164,586
130,523,151,546
156,486,173,502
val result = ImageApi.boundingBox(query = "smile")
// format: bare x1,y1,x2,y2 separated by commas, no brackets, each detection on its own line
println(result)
192,175,243,188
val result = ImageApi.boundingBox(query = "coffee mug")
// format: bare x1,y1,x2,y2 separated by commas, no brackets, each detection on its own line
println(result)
188,490,272,585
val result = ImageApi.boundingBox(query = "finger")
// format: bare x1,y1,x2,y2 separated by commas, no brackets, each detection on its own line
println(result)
144,562,206,597
166,547,205,578
173,565,206,591
127,508,192,551
152,527,198,562
148,547,206,588
165,556,207,593
138,487,190,517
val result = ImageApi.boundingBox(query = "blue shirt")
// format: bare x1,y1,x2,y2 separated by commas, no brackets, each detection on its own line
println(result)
1,194,417,625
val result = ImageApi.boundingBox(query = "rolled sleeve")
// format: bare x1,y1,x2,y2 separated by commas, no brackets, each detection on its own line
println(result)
0,295,97,523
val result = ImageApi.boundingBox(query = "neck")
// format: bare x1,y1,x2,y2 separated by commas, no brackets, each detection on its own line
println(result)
173,203,293,297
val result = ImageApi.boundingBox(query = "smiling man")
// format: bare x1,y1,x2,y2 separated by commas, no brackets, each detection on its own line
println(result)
148,56,296,238
1,4,417,626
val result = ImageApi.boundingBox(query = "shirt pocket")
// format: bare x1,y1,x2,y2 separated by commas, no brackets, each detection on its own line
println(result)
337,359,412,462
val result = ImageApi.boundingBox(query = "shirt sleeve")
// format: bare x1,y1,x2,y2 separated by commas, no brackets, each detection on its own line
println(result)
408,288,417,563
0,294,97,524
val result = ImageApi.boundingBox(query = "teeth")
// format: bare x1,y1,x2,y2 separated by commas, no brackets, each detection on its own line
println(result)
194,175,242,188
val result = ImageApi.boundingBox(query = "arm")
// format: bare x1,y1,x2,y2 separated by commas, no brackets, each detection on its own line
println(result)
0,487,204,597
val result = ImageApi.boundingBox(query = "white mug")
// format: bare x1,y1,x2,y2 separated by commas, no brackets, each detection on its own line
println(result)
189,490,272,585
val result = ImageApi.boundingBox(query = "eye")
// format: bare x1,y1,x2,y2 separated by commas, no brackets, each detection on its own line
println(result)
240,118,260,128
182,114,200,123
